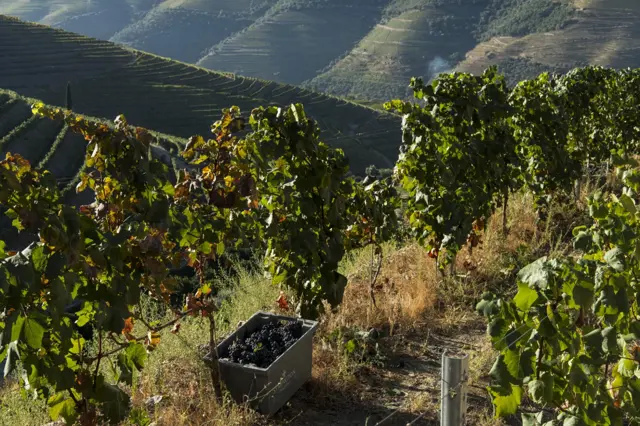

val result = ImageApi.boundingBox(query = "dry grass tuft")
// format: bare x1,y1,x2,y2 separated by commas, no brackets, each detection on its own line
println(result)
331,243,438,335
469,335,499,385
481,192,539,261
325,192,544,338
305,341,360,406
470,408,506,426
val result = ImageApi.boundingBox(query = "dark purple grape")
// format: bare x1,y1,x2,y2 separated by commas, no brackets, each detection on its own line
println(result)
224,319,303,367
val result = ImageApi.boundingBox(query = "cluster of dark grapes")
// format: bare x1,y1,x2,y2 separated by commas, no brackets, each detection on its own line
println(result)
225,320,303,368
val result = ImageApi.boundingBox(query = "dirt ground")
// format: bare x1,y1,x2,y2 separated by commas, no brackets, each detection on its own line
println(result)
270,316,500,426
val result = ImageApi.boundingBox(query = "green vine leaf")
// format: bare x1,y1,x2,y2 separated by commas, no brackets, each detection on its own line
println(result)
513,282,539,312
23,317,45,349
47,393,77,424
517,257,550,289
489,384,522,417
521,411,545,426
604,248,625,272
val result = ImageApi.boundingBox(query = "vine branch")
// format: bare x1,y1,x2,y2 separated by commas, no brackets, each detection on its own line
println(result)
85,308,195,364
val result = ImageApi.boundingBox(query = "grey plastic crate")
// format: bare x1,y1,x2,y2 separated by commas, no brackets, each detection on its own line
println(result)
215,311,318,415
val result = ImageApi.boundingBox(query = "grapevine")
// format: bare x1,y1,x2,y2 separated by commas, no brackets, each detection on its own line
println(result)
246,104,357,318
388,66,640,269
508,71,578,214
478,156,640,424
386,67,518,268
0,100,385,422
346,172,400,306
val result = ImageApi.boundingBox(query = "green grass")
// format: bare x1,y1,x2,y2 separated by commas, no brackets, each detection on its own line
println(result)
0,383,50,426
0,15,401,174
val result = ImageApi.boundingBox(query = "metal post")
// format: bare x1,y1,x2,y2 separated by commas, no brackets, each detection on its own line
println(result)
441,351,469,426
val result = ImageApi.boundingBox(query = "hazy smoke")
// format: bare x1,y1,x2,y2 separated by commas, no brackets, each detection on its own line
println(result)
427,56,452,79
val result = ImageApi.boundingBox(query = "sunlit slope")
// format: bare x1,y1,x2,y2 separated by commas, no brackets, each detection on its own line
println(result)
0,89,185,248
156,0,276,14
110,0,277,63
304,3,483,102
0,0,263,42
455,0,640,80
7,0,634,102
305,0,578,99
0,0,84,23
0,0,137,40
110,8,251,63
197,0,387,84
0,16,400,174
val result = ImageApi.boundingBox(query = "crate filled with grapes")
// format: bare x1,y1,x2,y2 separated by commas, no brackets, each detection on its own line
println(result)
215,311,318,415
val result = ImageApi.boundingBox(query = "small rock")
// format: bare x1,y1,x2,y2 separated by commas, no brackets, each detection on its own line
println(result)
145,395,164,414
42,422,65,426
355,330,369,339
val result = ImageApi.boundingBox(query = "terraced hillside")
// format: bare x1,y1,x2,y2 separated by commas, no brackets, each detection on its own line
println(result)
0,0,581,102
304,2,484,102
5,0,640,103
7,0,637,103
454,0,640,84
110,0,278,63
197,0,387,84
0,0,139,40
0,0,279,62
303,0,579,100
0,89,185,248
0,15,400,174
110,8,251,63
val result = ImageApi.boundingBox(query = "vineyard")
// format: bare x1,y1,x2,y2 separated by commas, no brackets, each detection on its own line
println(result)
0,14,399,175
4,64,640,426
456,0,640,80
0,89,185,249
303,3,484,102
5,1,640,106
196,0,384,85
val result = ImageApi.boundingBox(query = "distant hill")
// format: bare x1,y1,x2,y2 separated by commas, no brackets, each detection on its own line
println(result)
0,15,400,174
3,0,640,103
0,88,185,248
454,0,640,83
